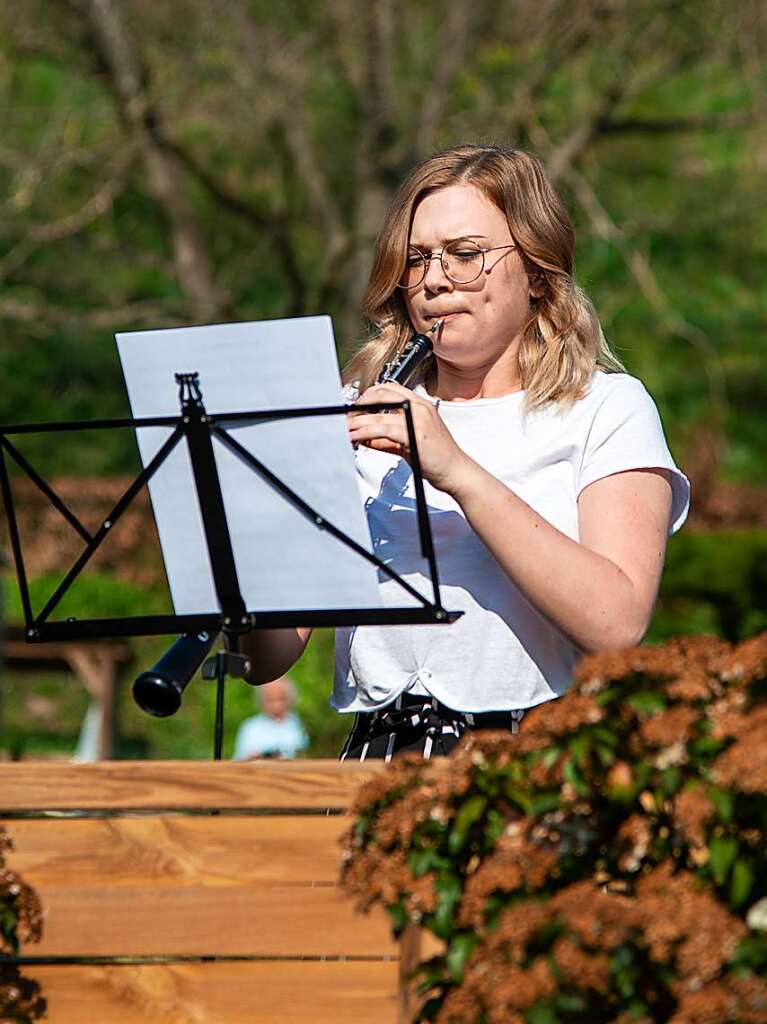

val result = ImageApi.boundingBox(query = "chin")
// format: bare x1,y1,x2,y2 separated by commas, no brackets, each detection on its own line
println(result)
433,347,479,371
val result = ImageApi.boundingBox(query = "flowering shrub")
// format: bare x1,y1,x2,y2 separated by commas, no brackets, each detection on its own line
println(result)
341,634,767,1023
0,826,45,1022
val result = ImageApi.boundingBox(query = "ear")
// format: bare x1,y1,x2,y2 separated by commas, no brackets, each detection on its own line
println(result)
529,280,545,302
527,267,545,301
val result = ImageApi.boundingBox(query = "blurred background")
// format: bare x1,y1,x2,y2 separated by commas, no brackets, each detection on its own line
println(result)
0,0,765,760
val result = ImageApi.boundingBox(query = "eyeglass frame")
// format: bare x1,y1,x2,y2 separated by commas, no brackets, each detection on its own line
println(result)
396,238,517,290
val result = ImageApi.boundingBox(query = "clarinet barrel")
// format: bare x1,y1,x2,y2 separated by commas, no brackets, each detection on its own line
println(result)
377,321,441,387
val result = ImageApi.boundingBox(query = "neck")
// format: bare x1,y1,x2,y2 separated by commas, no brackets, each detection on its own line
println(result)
429,349,522,402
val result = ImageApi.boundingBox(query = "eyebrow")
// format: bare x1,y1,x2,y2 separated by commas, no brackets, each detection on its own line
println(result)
408,233,490,249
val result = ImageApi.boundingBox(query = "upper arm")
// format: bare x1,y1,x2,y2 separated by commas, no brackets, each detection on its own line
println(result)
240,626,314,684
577,468,673,640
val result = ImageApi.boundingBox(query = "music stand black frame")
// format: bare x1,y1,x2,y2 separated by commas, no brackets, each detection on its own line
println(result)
0,373,460,756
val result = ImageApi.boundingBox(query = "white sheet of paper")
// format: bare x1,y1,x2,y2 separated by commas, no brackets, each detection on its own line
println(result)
116,317,383,615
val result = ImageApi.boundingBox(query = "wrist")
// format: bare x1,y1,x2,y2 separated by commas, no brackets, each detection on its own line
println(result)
442,453,487,503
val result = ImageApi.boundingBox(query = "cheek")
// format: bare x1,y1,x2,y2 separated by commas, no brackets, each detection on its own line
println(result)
475,281,531,337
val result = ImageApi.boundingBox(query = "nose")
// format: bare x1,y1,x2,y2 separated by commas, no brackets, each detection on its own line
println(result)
423,252,453,294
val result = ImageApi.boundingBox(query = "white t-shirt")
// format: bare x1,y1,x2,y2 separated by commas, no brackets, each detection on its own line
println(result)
332,371,690,715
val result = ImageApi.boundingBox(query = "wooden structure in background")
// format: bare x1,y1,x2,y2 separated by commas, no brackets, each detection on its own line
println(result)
0,760,421,1023
1,626,132,759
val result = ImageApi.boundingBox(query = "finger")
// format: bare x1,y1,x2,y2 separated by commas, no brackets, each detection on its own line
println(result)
357,381,425,408
359,438,407,457
348,415,409,446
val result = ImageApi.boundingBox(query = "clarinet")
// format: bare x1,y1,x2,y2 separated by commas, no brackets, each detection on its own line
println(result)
376,320,443,386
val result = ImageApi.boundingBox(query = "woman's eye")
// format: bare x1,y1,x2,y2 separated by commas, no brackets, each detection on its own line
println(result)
454,250,480,261
407,254,426,267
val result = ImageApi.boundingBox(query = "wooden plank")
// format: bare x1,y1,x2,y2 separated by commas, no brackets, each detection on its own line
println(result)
29,962,398,1024
27,885,396,957
0,760,383,812
8,817,349,887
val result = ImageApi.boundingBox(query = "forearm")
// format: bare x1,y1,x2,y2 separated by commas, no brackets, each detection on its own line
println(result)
448,459,649,652
236,627,312,685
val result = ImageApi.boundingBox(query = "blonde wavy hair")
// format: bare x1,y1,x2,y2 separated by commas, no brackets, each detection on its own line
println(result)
343,144,625,409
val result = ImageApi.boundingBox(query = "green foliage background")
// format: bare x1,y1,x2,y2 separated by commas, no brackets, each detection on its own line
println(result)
0,0,765,759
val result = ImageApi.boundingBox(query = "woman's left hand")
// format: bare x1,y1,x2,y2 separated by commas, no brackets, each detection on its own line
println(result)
348,382,472,494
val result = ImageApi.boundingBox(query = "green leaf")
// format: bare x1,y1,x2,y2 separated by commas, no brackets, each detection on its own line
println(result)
569,732,592,767
730,859,755,908
485,808,507,845
529,791,562,816
595,741,618,765
563,756,591,798
660,767,683,795
454,794,487,834
387,900,407,935
706,786,734,824
627,691,667,715
709,835,739,885
733,935,767,970
435,873,462,902
431,874,462,939
592,725,619,746
446,933,477,981
540,746,561,768
554,991,587,1012
0,907,20,955
505,783,533,815
688,735,727,758
432,900,456,940
448,795,487,855
409,848,439,877
526,1003,559,1024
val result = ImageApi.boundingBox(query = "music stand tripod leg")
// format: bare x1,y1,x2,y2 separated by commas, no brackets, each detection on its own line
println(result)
202,643,251,760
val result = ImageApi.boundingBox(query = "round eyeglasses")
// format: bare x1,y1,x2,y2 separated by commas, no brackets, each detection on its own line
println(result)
397,239,516,290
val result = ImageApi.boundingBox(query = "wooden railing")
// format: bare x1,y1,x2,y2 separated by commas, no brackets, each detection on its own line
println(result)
0,760,412,1023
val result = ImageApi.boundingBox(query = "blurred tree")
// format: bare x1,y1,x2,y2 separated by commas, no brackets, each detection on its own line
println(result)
0,0,764,478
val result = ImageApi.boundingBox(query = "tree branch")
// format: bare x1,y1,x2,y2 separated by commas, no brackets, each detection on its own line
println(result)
0,147,137,283
504,2,606,143
84,0,224,320
160,136,308,313
0,297,184,332
537,123,729,423
229,0,349,270
598,109,767,134
412,2,475,158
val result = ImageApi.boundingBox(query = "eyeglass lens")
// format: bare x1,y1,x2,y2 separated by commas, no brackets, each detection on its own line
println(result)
400,239,485,289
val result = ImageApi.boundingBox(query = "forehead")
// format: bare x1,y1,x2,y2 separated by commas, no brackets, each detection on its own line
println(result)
262,682,289,700
409,184,509,246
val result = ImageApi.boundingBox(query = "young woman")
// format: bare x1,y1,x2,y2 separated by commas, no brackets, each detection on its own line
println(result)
243,144,690,761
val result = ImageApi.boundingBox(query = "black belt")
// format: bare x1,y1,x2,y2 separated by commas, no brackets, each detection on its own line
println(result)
354,693,523,744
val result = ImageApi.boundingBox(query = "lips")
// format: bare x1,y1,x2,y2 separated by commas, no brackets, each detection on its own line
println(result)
427,311,464,322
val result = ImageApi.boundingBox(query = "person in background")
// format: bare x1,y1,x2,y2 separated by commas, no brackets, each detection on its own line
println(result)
232,674,308,760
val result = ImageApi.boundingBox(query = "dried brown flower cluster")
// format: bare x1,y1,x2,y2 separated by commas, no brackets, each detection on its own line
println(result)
0,826,46,1022
0,966,47,1024
341,631,767,1023
0,828,43,953
443,866,762,1024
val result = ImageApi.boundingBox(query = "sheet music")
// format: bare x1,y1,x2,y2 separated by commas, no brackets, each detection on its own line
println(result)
116,317,383,615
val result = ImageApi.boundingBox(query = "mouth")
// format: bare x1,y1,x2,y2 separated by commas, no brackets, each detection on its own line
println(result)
427,311,464,324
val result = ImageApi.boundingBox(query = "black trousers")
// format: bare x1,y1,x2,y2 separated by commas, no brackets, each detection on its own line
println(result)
339,693,524,761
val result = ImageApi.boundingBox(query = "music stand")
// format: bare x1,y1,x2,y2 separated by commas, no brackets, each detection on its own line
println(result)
0,373,460,756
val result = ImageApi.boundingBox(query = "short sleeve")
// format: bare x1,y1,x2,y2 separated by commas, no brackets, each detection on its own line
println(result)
578,377,690,535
